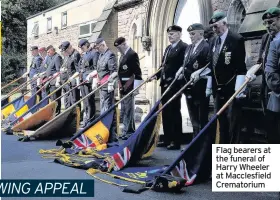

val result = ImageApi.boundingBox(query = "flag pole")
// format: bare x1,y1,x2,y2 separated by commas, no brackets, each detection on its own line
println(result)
59,68,163,144
1,76,24,90
161,64,262,175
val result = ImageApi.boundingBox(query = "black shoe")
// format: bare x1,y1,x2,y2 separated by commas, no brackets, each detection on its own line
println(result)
167,143,180,150
157,141,169,147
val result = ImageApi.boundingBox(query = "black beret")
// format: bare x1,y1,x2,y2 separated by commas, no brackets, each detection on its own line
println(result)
95,37,104,45
78,39,89,48
187,23,204,32
167,25,182,32
30,46,38,51
262,7,280,20
60,41,70,51
209,11,226,24
114,37,126,47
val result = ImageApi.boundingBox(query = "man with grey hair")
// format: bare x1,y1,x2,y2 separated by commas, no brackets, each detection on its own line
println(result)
208,11,247,144
95,38,118,146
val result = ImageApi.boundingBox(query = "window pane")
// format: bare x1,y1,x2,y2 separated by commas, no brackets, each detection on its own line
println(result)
62,12,67,27
80,24,90,35
47,18,52,31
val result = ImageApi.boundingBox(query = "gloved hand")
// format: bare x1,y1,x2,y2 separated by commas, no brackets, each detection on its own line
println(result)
69,72,79,82
235,75,246,99
55,76,61,88
190,67,211,83
205,88,212,97
39,72,46,78
22,72,29,78
245,64,261,82
33,73,39,78
92,77,98,90
37,78,41,87
86,70,98,82
108,82,115,93
175,67,184,80
147,75,157,82
60,67,67,72
108,72,118,83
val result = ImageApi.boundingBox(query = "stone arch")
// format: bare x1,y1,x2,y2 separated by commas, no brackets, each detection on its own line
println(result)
227,0,246,33
128,17,143,54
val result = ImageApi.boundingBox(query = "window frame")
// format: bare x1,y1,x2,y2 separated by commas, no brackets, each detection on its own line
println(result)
61,11,67,29
32,21,39,37
47,17,52,33
79,20,97,38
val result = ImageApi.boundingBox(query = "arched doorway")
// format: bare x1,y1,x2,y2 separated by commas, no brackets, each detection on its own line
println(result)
148,0,212,133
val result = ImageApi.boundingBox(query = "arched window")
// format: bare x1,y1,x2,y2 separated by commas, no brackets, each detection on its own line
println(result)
132,23,140,53
227,0,246,33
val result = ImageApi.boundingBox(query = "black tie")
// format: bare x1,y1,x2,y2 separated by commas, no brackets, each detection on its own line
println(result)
213,37,221,68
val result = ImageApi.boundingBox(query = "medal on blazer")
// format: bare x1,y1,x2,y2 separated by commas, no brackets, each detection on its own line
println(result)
193,60,199,69
225,52,231,65
122,65,128,70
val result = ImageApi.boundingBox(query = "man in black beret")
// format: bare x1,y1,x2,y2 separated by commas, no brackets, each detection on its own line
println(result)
95,37,119,146
59,41,81,109
175,23,210,138
114,37,142,140
78,39,99,128
28,46,43,95
149,25,187,150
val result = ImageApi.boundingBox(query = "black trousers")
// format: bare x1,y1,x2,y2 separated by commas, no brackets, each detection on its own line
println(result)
161,86,183,145
185,92,209,138
80,83,96,126
214,93,242,144
266,110,280,144
48,85,62,115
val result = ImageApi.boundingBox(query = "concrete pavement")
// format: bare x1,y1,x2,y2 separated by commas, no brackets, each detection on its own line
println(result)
1,133,278,200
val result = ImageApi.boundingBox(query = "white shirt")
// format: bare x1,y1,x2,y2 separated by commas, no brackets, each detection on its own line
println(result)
123,47,131,56
219,28,229,53
192,38,204,53
273,32,280,41
172,40,180,48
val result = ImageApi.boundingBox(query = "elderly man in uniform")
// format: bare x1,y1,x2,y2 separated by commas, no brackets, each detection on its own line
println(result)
261,8,280,143
37,47,49,100
44,45,63,114
149,25,187,150
114,37,142,140
59,41,81,109
95,38,118,146
176,23,211,138
206,11,247,144
78,39,99,127
26,46,42,95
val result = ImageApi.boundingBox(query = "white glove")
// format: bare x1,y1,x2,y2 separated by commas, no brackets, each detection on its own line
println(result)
33,73,39,78
22,72,29,78
37,78,41,87
175,67,184,80
190,67,211,83
205,88,212,97
108,72,118,83
55,76,61,88
60,67,67,72
92,77,98,90
245,64,261,82
86,70,98,82
69,72,79,82
75,77,80,86
108,80,116,92
39,72,46,78
235,75,246,99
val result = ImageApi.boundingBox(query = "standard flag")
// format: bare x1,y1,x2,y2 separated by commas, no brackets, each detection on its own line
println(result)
2,95,25,119
52,100,161,171
3,94,37,126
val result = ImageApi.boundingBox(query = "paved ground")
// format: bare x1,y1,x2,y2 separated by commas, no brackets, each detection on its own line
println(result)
1,132,279,200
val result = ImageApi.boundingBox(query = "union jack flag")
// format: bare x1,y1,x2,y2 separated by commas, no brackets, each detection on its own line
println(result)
73,134,96,149
170,160,197,186
111,147,131,171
